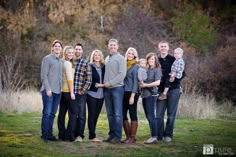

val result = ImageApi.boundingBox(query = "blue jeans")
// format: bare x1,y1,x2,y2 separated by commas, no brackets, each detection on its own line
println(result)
41,90,61,139
75,93,87,138
156,88,180,139
104,86,124,140
87,94,104,139
142,95,157,137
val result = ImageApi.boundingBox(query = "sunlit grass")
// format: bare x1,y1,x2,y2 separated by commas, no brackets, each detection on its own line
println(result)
0,112,235,157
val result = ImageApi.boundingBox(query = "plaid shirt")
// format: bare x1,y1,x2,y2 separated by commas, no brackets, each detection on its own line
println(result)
171,58,185,79
74,57,92,94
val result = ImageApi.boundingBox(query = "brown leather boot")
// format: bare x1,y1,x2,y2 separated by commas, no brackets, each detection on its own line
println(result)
122,120,130,143
126,121,138,143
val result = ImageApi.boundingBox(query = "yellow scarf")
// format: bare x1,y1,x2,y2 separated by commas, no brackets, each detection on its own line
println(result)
127,59,136,71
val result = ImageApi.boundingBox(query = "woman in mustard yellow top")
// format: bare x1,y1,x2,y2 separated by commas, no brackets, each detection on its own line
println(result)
57,46,77,141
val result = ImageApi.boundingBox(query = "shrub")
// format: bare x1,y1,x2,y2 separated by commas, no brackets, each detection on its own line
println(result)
182,36,236,102
171,6,218,55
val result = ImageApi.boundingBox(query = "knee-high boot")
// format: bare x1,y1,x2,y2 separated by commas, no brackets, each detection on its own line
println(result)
122,120,130,143
126,121,138,143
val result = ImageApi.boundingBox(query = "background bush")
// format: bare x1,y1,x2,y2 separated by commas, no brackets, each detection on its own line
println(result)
171,5,218,55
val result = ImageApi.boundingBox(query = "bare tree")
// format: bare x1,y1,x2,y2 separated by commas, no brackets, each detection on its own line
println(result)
0,54,26,94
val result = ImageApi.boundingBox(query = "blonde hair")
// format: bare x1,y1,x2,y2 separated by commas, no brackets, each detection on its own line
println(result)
174,47,184,56
139,58,146,64
108,38,118,44
89,49,105,66
63,46,74,60
146,52,161,68
125,47,139,62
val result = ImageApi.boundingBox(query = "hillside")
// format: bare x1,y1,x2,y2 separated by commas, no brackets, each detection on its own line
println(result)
0,0,235,102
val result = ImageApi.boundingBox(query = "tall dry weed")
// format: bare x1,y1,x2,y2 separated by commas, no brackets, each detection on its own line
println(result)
0,89,234,120
178,90,217,119
0,90,42,113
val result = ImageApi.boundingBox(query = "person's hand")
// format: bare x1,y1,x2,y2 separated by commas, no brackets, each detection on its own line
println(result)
139,82,146,88
70,93,75,100
129,96,134,105
170,73,175,78
79,91,85,95
96,83,104,88
46,90,52,97
169,76,175,82
103,82,110,88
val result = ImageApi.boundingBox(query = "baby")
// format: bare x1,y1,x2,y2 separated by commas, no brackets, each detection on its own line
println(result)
137,58,147,83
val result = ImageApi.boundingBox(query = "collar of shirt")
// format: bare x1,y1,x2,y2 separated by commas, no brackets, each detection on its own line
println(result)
50,53,60,60
109,52,118,57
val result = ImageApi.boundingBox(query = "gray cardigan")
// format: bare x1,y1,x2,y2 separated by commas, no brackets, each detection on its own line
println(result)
124,64,139,93
104,52,126,88
40,53,63,94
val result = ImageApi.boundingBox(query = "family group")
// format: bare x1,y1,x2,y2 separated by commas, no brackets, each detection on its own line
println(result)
40,39,185,144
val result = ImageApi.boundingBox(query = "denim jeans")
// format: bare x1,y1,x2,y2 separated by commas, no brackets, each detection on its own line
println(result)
123,91,139,121
57,92,78,141
87,94,104,139
142,95,157,137
104,86,124,140
75,93,87,138
41,90,61,139
156,88,180,140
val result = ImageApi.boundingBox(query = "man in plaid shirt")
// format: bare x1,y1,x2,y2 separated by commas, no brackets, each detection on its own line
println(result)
73,43,92,142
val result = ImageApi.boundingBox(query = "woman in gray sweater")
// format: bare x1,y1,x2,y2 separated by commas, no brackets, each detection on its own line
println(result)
140,52,162,144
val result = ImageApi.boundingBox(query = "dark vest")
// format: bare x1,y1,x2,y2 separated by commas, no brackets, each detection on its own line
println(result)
89,64,105,92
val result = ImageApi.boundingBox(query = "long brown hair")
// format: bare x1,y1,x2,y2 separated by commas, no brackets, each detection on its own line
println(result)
146,52,161,68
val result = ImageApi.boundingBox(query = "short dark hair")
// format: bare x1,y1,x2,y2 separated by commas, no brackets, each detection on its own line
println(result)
74,43,83,48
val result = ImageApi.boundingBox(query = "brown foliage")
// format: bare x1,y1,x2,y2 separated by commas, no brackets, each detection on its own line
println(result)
113,6,176,57
182,36,236,102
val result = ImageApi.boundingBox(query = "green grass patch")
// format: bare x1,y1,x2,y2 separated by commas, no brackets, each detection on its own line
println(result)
0,112,235,157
